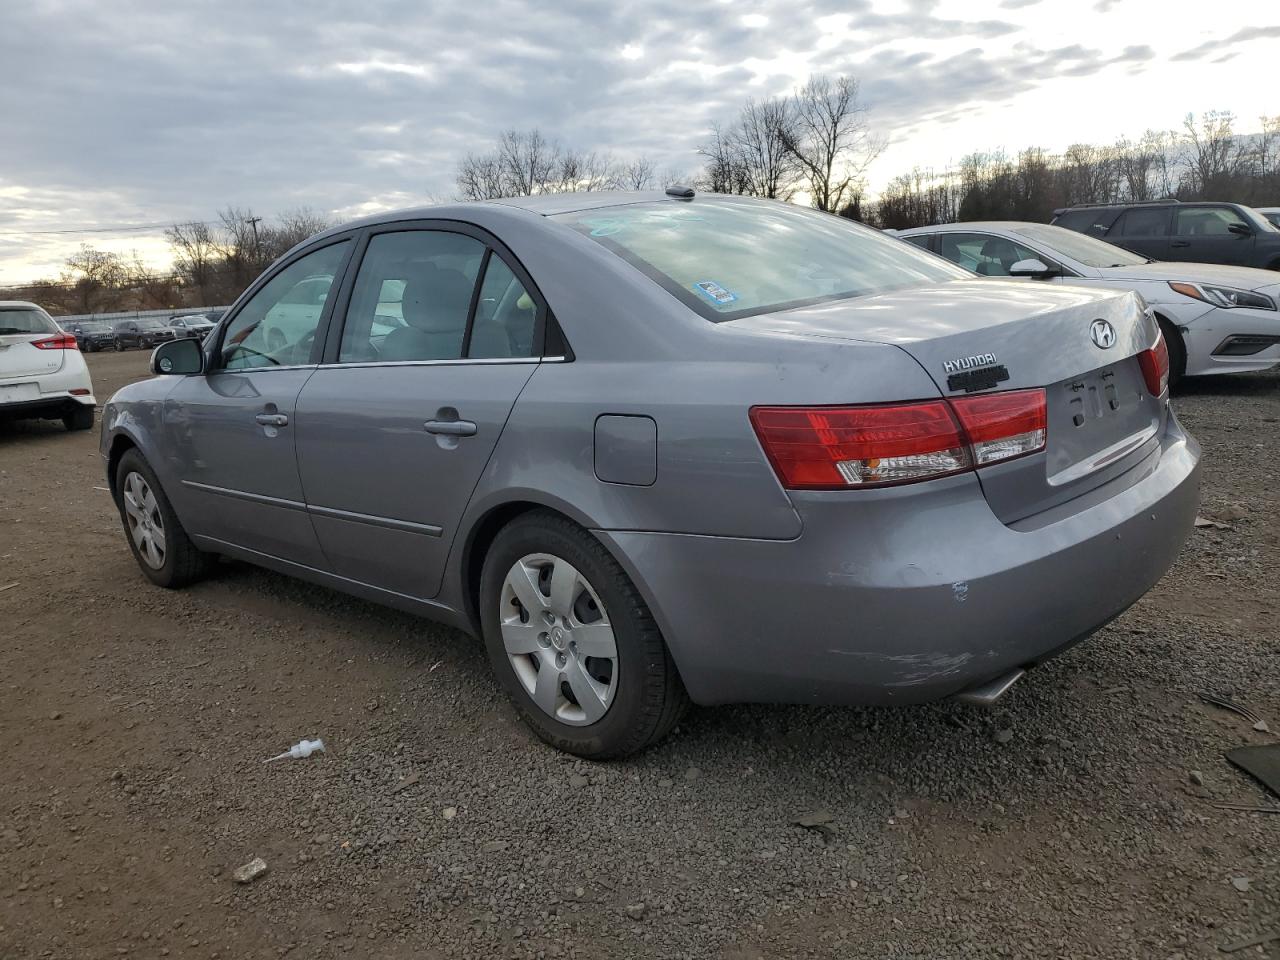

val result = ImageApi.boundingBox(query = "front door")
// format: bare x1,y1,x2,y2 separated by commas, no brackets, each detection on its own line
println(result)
1168,205,1256,265
165,239,353,567
294,227,544,599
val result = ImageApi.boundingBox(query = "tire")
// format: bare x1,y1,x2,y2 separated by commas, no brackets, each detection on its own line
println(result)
114,449,212,588
1158,317,1186,390
115,340,126,352
63,405,94,432
479,510,688,759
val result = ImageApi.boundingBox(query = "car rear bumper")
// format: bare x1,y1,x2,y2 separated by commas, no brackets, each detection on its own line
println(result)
0,391,96,421
597,413,1201,707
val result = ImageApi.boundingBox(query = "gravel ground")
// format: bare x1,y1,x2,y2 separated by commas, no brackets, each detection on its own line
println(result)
1,350,1277,960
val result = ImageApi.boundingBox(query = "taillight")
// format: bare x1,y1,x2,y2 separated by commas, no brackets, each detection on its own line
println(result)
751,388,1047,490
1137,332,1169,396
950,389,1047,465
32,333,79,350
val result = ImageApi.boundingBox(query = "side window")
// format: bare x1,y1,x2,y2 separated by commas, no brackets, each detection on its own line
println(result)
469,256,538,359
339,231,485,363
1175,206,1249,236
938,233,1040,276
1117,207,1172,237
902,234,932,251
220,241,350,370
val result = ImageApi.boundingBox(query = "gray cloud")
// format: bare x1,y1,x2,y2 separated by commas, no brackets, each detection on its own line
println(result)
0,0,1202,280
1171,24,1280,62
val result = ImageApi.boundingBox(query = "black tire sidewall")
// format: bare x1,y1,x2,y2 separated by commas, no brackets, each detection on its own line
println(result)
479,516,662,757
1158,318,1186,389
114,451,185,587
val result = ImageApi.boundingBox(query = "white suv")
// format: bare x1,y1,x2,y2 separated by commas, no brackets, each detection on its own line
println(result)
0,301,96,431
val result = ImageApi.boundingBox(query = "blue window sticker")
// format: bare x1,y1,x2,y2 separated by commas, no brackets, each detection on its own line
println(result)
581,218,625,237
693,280,737,305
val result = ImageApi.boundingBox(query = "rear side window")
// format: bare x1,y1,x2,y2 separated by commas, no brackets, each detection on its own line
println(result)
0,307,56,335
1053,208,1121,237
1175,206,1250,236
469,256,538,359
937,233,1041,276
901,234,933,251
552,199,967,322
1116,207,1172,237
338,230,487,363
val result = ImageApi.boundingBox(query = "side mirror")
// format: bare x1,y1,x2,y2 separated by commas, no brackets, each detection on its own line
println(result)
1227,222,1253,237
1008,258,1056,278
150,337,204,376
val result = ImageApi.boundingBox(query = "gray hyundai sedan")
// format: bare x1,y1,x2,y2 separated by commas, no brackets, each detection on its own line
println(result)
102,189,1200,757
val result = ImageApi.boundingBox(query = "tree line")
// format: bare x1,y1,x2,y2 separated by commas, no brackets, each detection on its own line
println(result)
3,207,329,317
5,76,1279,318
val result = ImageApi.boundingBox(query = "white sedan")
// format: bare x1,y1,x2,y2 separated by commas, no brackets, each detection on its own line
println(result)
897,222,1280,384
0,300,96,431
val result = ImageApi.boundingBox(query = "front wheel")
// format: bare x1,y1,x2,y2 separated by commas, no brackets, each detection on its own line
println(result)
479,510,688,759
1158,318,1187,390
115,340,126,352
114,449,213,588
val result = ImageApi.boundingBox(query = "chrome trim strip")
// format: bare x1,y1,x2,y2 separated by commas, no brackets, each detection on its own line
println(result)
314,357,542,370
307,503,443,537
181,480,308,512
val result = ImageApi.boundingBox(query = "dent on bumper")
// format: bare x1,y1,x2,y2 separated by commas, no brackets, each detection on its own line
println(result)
598,419,1201,707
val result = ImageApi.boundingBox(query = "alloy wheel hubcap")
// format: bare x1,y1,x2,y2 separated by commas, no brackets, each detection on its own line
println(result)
122,471,166,570
500,553,618,726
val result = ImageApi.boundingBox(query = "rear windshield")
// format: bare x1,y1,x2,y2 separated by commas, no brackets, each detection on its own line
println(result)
0,307,56,335
551,199,968,321
137,319,167,329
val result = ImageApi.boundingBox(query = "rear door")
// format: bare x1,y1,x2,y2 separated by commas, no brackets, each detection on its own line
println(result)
163,238,354,566
0,306,64,399
1108,206,1172,260
1169,205,1256,265
294,224,544,599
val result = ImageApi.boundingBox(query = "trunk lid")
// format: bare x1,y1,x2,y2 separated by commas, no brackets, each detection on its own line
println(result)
0,334,65,380
726,279,1164,522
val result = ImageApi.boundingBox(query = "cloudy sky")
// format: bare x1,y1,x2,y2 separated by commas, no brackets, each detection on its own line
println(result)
2,0,1277,284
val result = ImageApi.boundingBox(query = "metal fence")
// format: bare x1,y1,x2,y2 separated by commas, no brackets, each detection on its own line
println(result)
55,306,230,325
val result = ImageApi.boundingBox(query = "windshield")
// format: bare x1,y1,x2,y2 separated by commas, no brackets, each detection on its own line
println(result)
1009,223,1149,268
1241,206,1280,233
80,322,111,332
551,198,969,321
0,306,56,335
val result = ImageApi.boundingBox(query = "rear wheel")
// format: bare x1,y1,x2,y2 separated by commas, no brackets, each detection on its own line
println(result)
114,449,212,588
1158,317,1186,390
479,510,688,759
63,405,94,432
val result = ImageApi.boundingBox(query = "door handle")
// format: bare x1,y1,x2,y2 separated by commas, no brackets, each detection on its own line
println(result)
1170,240,1190,247
424,419,477,437
255,413,289,427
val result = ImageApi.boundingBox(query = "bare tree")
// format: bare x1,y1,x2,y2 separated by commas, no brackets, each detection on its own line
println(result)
697,124,749,194
733,97,800,200
262,207,331,261
619,156,657,190
783,75,885,212
498,129,562,196
456,151,508,200
1182,111,1246,198
60,245,127,313
165,220,219,300
553,149,617,192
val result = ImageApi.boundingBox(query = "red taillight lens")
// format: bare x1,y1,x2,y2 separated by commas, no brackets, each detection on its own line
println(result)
1137,332,1169,396
950,389,1047,466
32,333,79,350
751,389,1048,490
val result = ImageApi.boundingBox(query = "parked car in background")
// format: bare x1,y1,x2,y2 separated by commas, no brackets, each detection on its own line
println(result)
102,191,1199,758
1,301,96,430
1051,201,1280,270
1257,207,1280,229
63,319,118,352
112,318,177,350
899,221,1280,385
167,314,216,340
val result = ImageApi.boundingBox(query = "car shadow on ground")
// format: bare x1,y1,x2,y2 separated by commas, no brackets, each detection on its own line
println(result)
0,418,83,447
1176,371,1280,398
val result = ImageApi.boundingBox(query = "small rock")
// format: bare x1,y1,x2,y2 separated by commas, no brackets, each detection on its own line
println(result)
49,711,62,721
624,903,646,920
1230,876,1251,893
1254,720,1270,734
1189,770,1205,787
442,807,457,820
568,774,589,789
684,767,701,781
993,728,1014,745
481,840,509,854
231,857,268,884
657,778,674,788
794,810,834,829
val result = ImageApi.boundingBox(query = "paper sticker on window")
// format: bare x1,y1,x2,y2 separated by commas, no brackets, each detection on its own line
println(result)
693,280,737,305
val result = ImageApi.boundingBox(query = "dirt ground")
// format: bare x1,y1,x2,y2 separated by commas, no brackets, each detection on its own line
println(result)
2,349,1277,960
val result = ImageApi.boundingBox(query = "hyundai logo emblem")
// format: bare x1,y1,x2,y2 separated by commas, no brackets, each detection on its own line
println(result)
1089,319,1117,349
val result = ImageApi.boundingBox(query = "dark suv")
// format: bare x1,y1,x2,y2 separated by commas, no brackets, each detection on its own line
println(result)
1052,201,1280,270
111,318,177,350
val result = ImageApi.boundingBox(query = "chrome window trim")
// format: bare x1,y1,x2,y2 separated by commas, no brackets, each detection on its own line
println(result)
314,356,552,370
